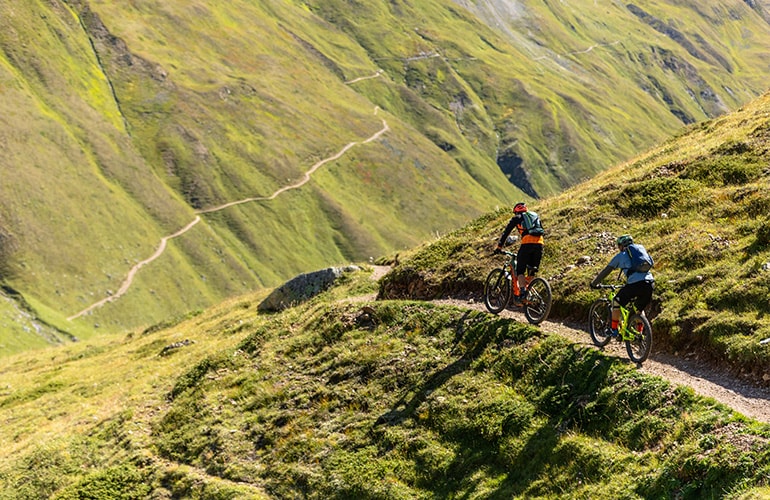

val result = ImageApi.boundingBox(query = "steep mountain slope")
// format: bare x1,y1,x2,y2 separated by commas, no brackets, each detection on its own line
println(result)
381,90,770,388
2,0,770,351
0,272,767,498
452,0,770,193
1,0,523,344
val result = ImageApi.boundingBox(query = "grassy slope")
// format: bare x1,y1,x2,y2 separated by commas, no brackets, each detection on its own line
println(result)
0,0,527,346
0,1,205,339
448,0,770,194
0,270,767,498
3,0,770,353
381,90,770,385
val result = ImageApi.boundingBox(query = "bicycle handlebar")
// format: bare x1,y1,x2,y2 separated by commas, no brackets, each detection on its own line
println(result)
594,284,621,290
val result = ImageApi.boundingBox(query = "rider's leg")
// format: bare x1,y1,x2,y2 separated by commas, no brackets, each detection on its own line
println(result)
515,244,542,299
514,248,527,300
614,286,635,334
633,281,654,312
517,274,526,297
611,299,621,332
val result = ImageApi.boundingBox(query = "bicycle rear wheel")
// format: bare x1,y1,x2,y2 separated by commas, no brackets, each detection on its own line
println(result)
625,313,652,364
523,277,552,325
484,268,511,314
588,299,613,347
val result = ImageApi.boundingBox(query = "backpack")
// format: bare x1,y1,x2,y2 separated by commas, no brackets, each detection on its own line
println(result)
626,243,653,273
521,211,545,236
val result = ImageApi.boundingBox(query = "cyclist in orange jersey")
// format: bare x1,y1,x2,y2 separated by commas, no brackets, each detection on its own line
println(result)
495,202,545,305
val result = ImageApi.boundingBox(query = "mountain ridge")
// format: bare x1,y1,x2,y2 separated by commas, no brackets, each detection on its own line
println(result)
3,0,770,351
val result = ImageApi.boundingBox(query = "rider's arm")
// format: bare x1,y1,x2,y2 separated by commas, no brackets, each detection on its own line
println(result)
496,217,519,248
591,252,629,287
590,264,614,288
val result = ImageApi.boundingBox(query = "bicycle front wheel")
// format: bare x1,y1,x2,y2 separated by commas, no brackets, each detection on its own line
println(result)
524,277,552,325
625,314,653,364
484,268,511,314
588,299,613,347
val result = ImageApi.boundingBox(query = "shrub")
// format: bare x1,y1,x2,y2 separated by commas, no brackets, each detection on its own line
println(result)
52,465,151,500
755,217,770,248
615,178,698,217
683,154,764,186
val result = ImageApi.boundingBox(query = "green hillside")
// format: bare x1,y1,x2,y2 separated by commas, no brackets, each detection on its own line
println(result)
382,90,770,387
2,0,770,352
0,270,767,498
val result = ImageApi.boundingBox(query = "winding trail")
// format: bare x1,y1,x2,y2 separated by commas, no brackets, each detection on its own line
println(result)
532,40,621,63
345,70,384,85
68,111,389,321
362,266,770,423
434,298,770,423
68,217,203,320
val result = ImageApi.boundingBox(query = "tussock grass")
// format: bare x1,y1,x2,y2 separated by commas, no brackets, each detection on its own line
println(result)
1,269,766,498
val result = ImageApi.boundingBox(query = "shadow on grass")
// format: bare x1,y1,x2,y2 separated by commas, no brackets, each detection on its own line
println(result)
374,311,533,427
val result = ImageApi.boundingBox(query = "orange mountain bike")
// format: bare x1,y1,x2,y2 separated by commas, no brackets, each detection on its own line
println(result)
484,250,552,325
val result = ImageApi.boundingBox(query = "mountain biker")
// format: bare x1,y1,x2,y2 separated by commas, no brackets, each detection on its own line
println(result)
495,202,545,305
590,234,654,336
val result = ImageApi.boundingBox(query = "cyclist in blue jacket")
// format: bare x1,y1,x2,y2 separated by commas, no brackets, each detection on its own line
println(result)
590,234,654,336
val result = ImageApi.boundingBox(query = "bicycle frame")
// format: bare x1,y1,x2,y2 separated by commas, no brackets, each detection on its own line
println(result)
484,250,552,324
602,286,639,341
499,250,535,297
589,283,652,364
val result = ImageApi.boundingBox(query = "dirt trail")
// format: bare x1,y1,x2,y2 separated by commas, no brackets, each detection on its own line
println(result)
68,110,389,320
81,257,770,423
368,266,770,423
365,267,770,423
432,298,770,424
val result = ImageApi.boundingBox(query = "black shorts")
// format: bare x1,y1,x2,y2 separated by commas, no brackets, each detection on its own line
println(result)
516,244,543,276
614,280,654,312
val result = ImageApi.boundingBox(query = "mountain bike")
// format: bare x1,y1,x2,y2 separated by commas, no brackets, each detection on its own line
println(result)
588,284,652,364
484,250,552,325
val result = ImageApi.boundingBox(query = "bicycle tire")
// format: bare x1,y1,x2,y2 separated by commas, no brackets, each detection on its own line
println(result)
588,299,613,347
523,277,552,325
625,313,652,364
484,268,511,314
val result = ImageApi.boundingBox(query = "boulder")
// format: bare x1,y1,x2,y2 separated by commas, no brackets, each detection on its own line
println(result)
257,266,360,312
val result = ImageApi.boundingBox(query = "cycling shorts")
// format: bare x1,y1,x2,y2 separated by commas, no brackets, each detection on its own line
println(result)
516,244,543,276
614,280,654,312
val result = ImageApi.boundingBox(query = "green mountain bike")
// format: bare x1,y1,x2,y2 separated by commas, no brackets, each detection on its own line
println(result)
484,250,552,325
588,284,652,364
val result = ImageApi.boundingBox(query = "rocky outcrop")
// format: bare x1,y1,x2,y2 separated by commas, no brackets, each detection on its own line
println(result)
258,266,361,312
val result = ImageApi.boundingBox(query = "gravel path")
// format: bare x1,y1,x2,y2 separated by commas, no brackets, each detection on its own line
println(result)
431,298,770,423
368,267,770,423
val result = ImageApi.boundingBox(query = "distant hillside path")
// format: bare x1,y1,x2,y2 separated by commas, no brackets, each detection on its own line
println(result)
532,40,621,62
345,70,384,84
431,298,770,423
68,110,389,321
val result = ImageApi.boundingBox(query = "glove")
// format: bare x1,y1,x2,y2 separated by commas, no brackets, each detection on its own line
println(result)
590,282,598,289
493,247,502,255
